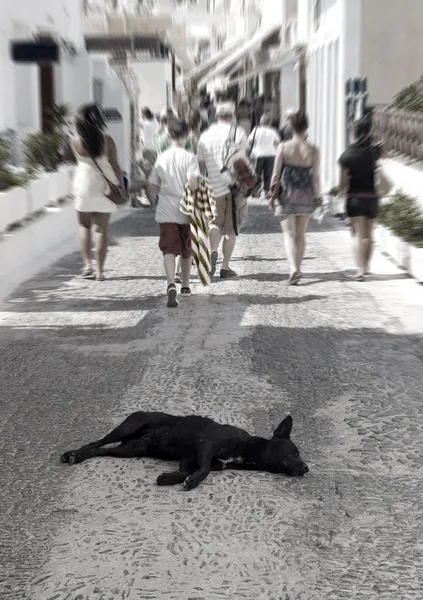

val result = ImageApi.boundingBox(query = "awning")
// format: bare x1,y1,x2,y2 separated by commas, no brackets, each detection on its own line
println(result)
224,48,296,87
183,40,240,86
197,24,281,88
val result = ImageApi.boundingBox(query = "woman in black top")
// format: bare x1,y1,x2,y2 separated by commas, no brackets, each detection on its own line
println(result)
338,119,384,281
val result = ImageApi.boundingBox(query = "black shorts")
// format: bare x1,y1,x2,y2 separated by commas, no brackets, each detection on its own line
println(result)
346,197,379,219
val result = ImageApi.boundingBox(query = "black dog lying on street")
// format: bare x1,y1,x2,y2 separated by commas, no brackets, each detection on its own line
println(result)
61,411,308,490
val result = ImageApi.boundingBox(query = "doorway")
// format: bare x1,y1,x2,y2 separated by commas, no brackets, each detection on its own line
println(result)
39,64,55,132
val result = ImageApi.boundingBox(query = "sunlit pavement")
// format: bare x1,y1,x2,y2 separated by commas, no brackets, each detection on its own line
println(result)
1,200,423,600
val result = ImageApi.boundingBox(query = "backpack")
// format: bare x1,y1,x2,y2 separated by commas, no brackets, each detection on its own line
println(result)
221,125,261,198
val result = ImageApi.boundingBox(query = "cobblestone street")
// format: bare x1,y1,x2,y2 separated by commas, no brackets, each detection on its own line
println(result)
1,201,423,600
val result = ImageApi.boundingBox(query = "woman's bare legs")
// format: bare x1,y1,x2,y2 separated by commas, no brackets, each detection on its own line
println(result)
77,211,92,274
363,217,376,272
91,212,110,280
282,215,310,282
281,216,297,276
294,215,310,273
349,216,374,277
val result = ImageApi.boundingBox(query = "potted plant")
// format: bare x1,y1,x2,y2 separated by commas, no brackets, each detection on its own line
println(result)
378,193,423,281
0,137,29,232
22,131,69,206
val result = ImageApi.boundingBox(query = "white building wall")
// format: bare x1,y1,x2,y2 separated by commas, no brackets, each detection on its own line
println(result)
92,57,131,173
300,0,361,190
360,0,423,106
0,0,91,141
131,60,173,113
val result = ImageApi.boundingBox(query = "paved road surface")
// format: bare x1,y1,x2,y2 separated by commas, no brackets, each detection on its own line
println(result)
1,201,423,600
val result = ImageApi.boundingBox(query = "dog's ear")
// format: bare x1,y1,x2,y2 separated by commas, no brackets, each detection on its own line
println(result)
273,415,293,439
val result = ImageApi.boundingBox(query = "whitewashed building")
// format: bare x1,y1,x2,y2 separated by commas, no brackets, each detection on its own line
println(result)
0,0,92,163
298,0,423,190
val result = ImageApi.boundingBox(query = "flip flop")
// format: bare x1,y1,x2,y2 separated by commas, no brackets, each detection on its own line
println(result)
95,273,106,282
81,268,94,279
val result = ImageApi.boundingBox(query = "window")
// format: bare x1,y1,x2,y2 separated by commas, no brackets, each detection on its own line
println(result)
314,0,321,32
93,78,104,107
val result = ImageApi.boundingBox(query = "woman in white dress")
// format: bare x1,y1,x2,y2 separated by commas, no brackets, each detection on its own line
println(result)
71,104,122,281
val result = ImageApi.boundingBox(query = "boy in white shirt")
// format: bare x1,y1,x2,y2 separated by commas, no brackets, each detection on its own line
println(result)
147,120,200,307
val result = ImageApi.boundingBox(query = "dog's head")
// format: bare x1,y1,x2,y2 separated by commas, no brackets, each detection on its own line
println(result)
263,416,308,477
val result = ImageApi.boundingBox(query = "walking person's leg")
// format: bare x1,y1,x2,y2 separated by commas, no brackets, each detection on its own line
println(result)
263,157,275,197
209,195,226,277
293,215,310,276
255,157,265,195
91,213,111,281
159,224,180,307
362,217,376,275
220,195,247,277
349,216,367,280
281,215,298,283
221,235,236,270
77,211,93,277
180,224,192,296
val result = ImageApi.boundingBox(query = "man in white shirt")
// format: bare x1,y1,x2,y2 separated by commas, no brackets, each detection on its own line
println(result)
196,102,248,279
248,113,281,197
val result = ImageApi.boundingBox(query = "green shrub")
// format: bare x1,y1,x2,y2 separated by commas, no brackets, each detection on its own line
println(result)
327,186,339,196
0,170,29,193
0,137,12,169
393,76,423,113
22,132,65,174
379,193,423,248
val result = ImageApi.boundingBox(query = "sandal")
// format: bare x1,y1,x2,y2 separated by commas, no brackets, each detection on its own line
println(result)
81,268,94,279
95,273,106,282
180,287,191,297
288,271,301,285
167,284,178,308
220,268,237,279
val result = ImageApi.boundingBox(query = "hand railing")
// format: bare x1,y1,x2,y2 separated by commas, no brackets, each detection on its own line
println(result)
372,106,423,161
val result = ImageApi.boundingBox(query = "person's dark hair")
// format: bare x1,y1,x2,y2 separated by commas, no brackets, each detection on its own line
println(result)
260,113,272,127
291,111,309,134
352,118,372,146
189,110,201,131
75,104,106,158
142,107,153,120
168,118,189,140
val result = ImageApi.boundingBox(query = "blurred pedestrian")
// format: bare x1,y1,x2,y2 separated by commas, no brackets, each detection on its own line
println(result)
248,113,280,197
270,111,321,285
236,99,252,136
279,108,295,141
196,101,248,278
338,118,387,281
140,107,159,165
71,104,123,281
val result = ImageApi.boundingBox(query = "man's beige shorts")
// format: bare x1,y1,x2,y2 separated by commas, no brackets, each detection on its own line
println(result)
210,193,248,236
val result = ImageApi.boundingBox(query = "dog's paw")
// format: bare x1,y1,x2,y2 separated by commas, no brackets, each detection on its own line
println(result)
60,451,82,465
60,451,74,464
182,475,199,491
157,473,176,486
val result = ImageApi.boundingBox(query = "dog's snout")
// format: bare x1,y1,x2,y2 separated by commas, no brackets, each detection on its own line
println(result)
299,464,309,476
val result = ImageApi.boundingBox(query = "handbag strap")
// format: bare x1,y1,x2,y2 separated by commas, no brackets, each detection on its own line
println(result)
89,137,114,186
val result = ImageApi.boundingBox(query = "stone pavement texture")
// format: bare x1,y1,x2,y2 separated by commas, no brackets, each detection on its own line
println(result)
1,200,423,600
